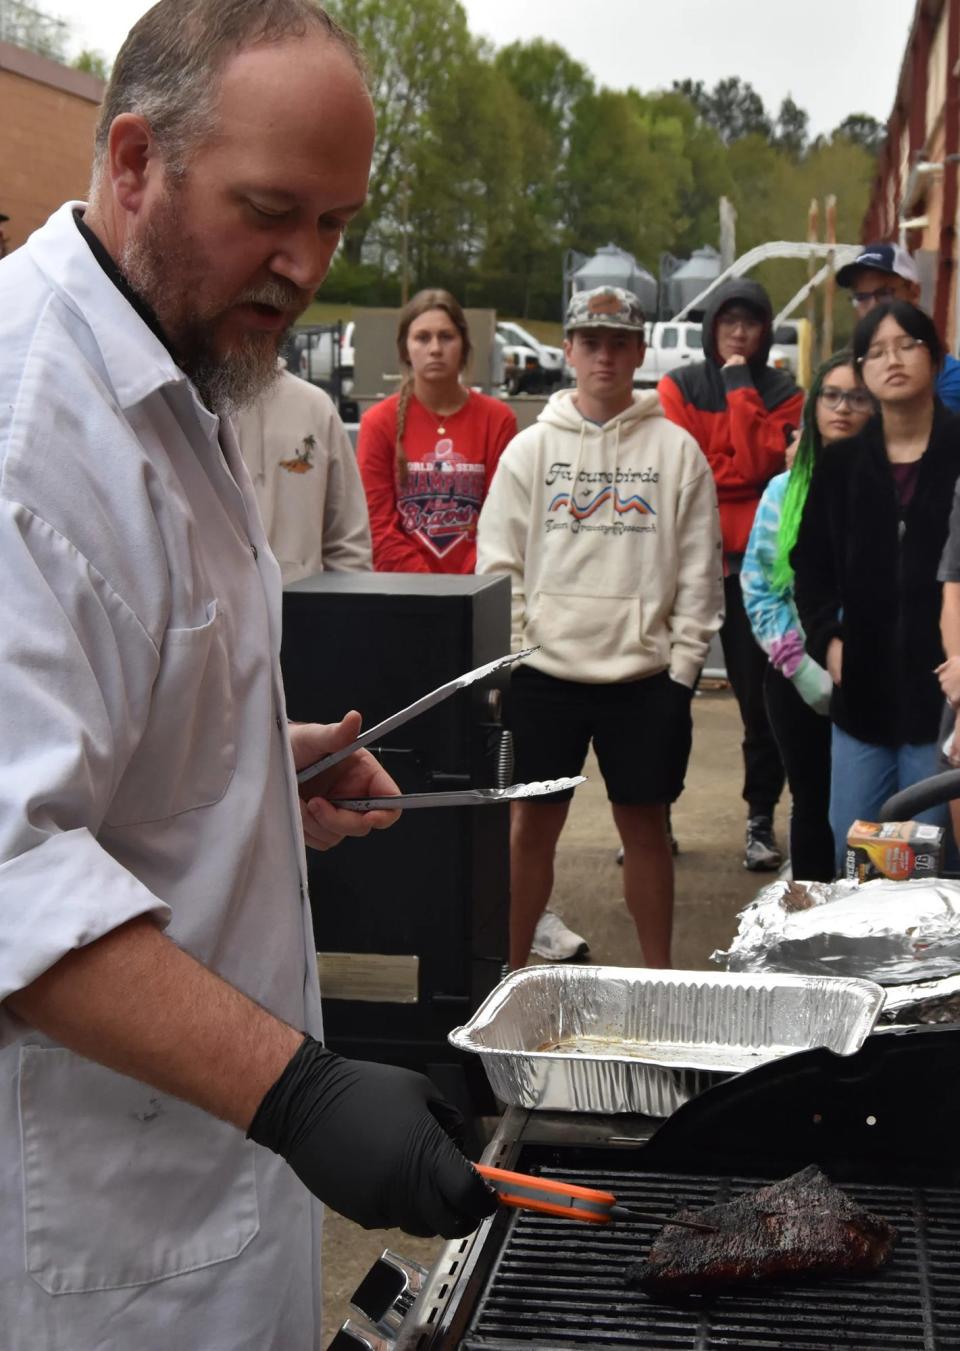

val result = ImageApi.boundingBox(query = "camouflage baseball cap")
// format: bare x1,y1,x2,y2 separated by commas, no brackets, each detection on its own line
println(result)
565,286,646,333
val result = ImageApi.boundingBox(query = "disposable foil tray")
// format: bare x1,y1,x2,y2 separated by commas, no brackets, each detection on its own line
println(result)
449,966,885,1115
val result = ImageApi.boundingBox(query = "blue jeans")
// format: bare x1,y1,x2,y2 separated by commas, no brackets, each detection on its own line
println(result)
829,725,951,875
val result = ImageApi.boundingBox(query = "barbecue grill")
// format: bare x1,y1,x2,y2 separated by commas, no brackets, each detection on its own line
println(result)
331,1025,960,1349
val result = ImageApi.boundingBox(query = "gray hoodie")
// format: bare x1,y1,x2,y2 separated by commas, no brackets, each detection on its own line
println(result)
477,389,723,686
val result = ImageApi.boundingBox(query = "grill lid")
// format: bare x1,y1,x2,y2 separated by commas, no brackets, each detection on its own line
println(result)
641,1025,960,1183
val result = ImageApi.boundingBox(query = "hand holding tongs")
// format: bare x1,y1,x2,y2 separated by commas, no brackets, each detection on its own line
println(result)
296,647,539,785
476,1165,717,1232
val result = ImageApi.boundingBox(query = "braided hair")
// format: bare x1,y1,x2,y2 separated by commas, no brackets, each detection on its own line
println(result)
394,289,471,485
771,349,860,593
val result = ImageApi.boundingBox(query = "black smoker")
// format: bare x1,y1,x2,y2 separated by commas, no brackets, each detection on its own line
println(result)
281,572,512,1123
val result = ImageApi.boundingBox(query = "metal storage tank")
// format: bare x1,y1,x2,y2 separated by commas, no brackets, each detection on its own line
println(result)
667,246,721,317
572,243,658,316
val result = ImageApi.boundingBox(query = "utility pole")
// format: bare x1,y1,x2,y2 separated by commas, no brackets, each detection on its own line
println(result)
807,198,820,368
719,197,737,272
823,195,837,359
400,175,411,307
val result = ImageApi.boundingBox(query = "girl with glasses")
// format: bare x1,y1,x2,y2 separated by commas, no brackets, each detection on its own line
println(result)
742,352,875,880
792,301,960,873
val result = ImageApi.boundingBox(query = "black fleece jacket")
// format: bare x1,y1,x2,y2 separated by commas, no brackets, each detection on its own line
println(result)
792,402,960,747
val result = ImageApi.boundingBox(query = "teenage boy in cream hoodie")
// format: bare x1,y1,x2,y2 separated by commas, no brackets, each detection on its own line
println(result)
477,287,723,969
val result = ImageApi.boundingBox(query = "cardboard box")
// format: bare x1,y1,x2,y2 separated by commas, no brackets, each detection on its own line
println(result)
845,820,943,883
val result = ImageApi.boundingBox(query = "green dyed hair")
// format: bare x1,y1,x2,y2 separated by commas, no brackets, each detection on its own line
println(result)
771,350,863,593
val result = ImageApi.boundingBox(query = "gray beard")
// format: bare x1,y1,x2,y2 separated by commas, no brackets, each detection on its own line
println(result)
118,207,299,416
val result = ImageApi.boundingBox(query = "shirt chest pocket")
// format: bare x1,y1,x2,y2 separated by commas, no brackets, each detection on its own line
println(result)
105,599,236,827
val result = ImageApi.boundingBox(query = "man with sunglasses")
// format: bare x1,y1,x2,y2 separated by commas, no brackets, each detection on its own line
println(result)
660,280,802,872
837,242,960,411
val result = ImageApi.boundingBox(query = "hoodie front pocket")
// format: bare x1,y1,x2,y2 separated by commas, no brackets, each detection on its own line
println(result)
529,591,643,673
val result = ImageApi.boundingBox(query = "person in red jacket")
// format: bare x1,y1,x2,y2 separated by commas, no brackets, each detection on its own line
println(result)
357,289,517,573
659,279,803,871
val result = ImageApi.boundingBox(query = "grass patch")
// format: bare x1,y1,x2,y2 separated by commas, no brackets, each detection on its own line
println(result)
295,301,355,328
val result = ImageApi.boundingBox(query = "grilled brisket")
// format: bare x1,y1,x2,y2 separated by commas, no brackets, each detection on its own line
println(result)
626,1165,896,1297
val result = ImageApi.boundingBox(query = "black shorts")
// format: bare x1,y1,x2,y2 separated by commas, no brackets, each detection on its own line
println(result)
507,666,694,805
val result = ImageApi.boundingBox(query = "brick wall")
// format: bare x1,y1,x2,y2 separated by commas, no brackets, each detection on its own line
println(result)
0,41,104,253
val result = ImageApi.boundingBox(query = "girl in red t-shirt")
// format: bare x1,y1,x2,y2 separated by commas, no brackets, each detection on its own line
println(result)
357,289,517,573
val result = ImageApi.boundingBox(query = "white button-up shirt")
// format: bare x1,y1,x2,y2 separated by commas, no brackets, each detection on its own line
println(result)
0,204,324,1350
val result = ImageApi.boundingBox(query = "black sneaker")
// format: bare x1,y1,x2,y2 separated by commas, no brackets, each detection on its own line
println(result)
744,815,782,871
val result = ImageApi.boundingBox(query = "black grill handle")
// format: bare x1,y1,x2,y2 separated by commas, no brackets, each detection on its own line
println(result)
879,768,960,821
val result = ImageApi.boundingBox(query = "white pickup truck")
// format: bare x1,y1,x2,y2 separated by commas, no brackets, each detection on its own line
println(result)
497,320,565,395
633,321,704,387
633,319,801,386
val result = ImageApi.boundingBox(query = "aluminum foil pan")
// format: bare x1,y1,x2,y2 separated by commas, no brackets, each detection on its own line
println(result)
714,877,960,984
448,966,884,1115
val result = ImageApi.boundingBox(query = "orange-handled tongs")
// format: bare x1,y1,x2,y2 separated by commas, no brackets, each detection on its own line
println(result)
476,1165,716,1232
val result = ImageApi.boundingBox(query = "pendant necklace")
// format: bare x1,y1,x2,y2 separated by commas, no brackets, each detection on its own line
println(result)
429,390,466,437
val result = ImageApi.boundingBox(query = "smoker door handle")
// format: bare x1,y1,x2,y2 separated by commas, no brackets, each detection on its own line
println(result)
879,769,960,821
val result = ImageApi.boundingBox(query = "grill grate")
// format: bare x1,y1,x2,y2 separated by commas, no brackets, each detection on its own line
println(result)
461,1167,960,1350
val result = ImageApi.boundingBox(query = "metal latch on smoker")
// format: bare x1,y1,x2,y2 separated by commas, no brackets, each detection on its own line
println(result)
349,1250,428,1338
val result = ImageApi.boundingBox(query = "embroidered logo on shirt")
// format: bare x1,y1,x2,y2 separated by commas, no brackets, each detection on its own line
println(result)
279,433,316,474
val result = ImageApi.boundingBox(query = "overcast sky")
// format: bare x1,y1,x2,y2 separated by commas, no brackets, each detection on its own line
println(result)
48,0,916,138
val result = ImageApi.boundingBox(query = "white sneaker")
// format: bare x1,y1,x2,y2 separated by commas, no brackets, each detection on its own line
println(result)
530,910,590,961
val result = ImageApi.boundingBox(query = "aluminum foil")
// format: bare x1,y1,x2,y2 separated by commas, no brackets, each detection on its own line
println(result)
448,966,884,1115
714,877,960,985
880,972,960,1024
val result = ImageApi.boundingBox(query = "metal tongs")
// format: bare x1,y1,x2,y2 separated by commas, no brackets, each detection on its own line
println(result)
477,1165,717,1233
296,648,587,811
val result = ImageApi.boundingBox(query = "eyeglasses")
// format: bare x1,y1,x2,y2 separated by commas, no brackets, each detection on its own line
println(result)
818,386,875,412
858,336,926,366
850,286,897,309
716,310,764,333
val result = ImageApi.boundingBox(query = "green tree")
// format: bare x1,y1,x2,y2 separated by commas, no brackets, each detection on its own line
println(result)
673,76,772,144
319,2,882,322
646,90,734,254
831,113,886,155
494,38,593,145
485,40,593,317
773,96,809,159
324,0,483,272
562,88,693,269
71,48,110,79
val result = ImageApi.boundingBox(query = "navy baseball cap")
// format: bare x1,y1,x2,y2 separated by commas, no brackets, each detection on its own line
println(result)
836,242,919,288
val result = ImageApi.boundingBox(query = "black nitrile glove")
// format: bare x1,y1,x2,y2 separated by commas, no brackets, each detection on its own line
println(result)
247,1036,496,1237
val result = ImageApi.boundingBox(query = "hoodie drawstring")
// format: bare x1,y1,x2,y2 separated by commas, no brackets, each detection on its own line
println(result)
567,419,588,519
566,417,623,524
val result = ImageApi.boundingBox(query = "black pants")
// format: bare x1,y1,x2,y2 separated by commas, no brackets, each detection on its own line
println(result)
721,574,785,818
763,665,835,881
